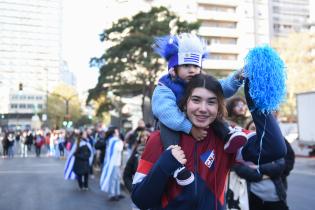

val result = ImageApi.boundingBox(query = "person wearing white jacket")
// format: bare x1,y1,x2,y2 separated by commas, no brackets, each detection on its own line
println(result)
100,126,124,201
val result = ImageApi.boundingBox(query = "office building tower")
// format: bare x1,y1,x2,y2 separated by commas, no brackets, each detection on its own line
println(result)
0,0,63,129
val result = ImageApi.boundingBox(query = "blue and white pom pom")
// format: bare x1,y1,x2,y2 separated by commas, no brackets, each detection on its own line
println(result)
244,45,286,113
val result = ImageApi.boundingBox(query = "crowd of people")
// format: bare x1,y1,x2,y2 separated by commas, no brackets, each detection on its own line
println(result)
0,129,80,159
1,33,294,210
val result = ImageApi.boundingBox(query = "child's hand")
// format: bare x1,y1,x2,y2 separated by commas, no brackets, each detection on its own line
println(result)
191,126,207,141
235,68,245,82
169,145,187,165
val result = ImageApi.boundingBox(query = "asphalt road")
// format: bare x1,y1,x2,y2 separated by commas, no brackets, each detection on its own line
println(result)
0,156,314,210
0,156,131,210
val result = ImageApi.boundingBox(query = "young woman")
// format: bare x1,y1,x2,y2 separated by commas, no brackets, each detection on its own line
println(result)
99,126,124,201
64,130,93,191
131,74,286,210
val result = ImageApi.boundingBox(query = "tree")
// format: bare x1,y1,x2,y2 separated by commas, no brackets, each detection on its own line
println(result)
87,6,200,118
46,83,82,129
272,32,315,121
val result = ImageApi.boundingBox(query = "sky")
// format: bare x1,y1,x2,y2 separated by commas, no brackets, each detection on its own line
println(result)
62,0,108,95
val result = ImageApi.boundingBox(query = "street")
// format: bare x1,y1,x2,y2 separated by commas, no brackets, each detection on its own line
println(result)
0,156,131,210
287,157,315,210
0,156,314,210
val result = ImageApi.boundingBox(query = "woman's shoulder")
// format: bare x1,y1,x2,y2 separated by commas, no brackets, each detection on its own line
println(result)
141,131,163,162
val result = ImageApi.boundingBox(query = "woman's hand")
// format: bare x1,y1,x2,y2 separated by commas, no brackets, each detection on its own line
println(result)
191,126,207,141
168,145,187,165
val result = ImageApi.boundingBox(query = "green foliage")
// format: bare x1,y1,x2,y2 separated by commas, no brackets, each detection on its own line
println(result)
272,32,315,121
87,6,200,116
75,115,93,127
46,83,82,129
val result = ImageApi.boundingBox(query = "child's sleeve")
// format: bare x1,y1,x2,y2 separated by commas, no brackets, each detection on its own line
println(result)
152,85,192,134
219,70,243,98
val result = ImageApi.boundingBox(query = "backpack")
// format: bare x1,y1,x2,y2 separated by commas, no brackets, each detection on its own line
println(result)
74,145,91,161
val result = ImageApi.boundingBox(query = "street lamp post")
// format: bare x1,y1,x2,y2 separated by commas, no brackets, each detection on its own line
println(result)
52,93,77,128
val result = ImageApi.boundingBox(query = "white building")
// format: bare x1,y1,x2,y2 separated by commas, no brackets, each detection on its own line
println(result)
270,0,309,37
0,0,63,129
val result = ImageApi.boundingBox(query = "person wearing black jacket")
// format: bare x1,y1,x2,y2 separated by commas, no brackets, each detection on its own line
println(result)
234,139,295,210
123,130,149,193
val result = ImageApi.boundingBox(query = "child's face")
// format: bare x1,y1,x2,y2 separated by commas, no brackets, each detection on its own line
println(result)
176,64,201,82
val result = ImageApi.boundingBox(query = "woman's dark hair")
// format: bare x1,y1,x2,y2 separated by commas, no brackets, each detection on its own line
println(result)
226,96,246,117
75,130,84,152
180,74,227,120
104,126,118,139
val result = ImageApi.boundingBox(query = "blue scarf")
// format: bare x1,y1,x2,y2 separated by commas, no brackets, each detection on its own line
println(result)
158,74,187,105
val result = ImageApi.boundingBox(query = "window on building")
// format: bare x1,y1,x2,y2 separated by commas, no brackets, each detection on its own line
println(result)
11,95,19,100
10,104,18,109
204,21,237,29
210,53,237,60
273,6,279,13
273,24,281,32
19,104,26,109
27,104,35,109
199,3,236,13
19,95,27,100
205,37,237,45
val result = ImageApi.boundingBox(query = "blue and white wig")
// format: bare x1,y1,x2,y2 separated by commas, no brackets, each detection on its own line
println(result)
244,45,286,113
153,33,209,70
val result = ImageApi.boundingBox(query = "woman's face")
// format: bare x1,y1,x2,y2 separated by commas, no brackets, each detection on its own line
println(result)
81,131,87,139
186,87,218,128
232,100,246,116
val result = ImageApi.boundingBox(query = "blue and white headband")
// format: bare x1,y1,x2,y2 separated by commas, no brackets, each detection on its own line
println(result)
153,33,209,70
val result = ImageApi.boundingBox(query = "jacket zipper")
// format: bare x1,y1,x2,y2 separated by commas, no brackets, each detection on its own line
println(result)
194,142,198,201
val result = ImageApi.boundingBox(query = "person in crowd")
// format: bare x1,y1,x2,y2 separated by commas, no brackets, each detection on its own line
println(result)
26,130,34,152
64,130,94,191
45,132,51,156
123,130,150,193
151,33,247,186
226,96,251,128
233,113,295,210
34,130,44,157
86,128,96,178
225,96,251,210
14,131,21,155
124,119,147,158
57,132,65,158
20,131,28,158
7,132,15,159
2,132,9,158
64,131,74,156
94,129,107,169
131,74,287,210
100,126,124,201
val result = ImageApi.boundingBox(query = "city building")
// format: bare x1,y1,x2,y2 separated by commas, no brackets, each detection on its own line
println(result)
0,0,63,130
60,61,77,87
270,0,309,37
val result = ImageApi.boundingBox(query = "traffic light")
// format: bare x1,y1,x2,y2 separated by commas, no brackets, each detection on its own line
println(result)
18,83,23,91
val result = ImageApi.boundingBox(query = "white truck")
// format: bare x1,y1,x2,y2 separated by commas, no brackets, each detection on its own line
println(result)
296,91,315,155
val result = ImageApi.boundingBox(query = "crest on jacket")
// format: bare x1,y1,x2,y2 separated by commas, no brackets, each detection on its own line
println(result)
200,150,215,170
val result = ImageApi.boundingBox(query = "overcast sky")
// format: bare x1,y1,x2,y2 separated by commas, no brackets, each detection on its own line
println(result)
62,0,107,95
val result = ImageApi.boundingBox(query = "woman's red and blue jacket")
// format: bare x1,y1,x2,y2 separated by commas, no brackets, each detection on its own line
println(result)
131,111,287,210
